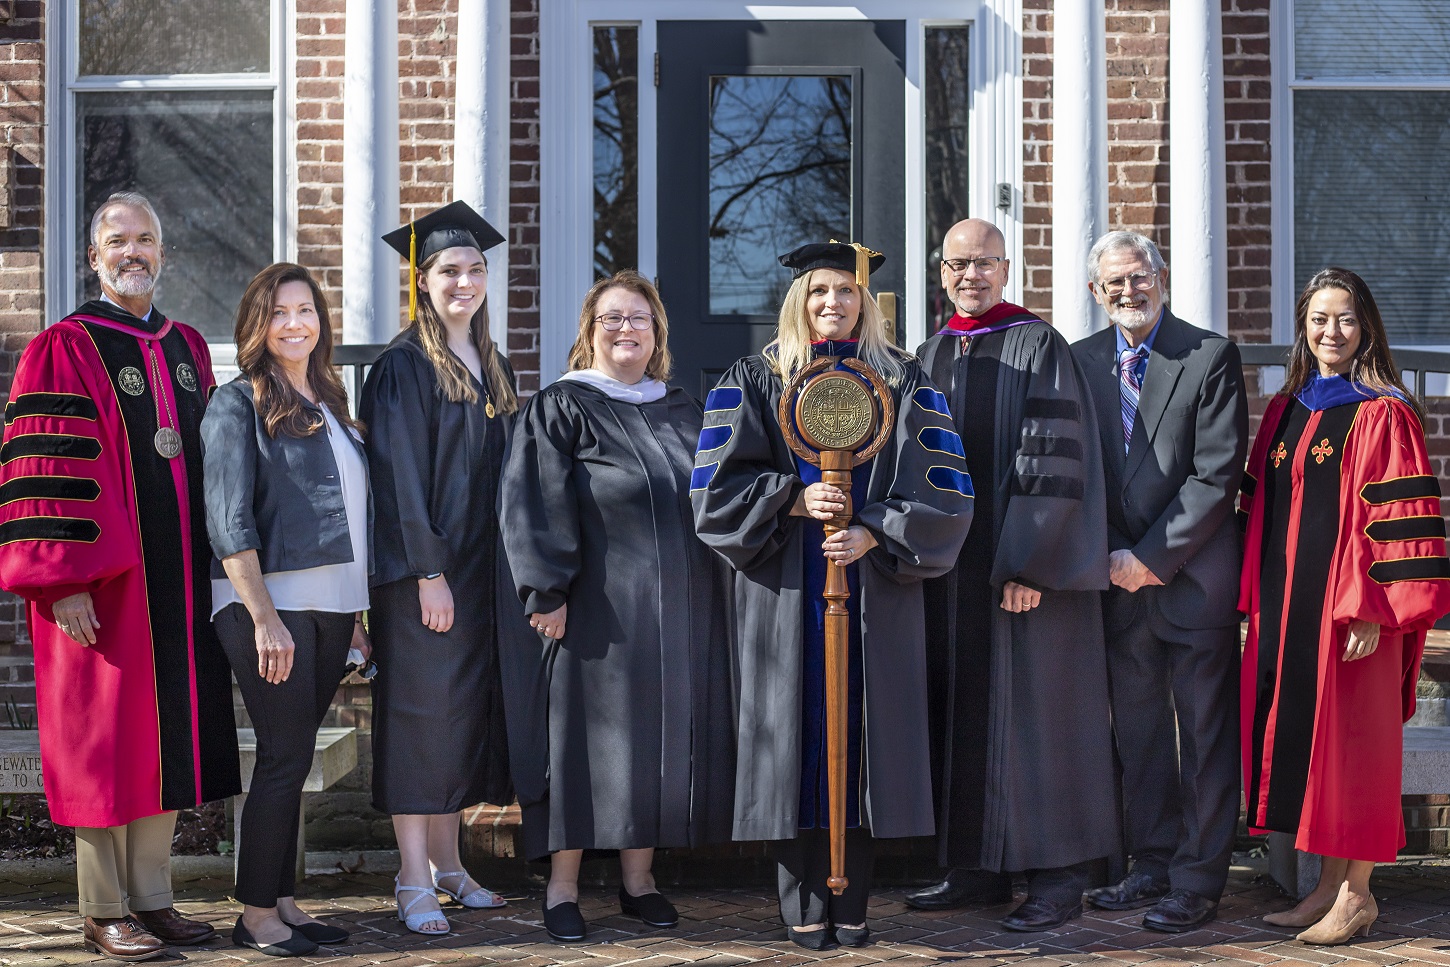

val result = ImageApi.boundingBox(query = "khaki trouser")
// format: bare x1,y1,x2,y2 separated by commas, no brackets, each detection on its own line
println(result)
74,811,176,918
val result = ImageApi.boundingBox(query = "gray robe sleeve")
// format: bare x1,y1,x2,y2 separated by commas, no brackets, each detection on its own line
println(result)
690,358,804,573
856,364,975,582
993,327,1111,591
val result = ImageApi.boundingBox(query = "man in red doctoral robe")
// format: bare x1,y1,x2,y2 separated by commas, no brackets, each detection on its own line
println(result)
0,192,239,960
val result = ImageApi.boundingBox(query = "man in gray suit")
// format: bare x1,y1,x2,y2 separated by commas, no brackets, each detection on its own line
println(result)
1071,231,1248,933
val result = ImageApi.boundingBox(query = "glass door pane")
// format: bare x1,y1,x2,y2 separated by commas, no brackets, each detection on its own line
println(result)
707,75,852,316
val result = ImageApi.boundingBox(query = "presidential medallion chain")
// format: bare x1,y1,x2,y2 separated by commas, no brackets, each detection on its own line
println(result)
146,343,183,460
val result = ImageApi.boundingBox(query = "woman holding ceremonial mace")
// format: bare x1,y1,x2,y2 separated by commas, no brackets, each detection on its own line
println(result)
690,242,973,949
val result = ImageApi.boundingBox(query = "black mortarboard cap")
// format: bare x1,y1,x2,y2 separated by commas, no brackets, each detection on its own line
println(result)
778,239,886,288
382,201,506,320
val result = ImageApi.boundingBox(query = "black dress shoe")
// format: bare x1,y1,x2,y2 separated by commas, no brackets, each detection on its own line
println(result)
1084,870,1170,911
1142,889,1218,933
904,868,1014,910
542,899,587,942
1000,895,1083,932
785,925,836,950
231,918,319,957
833,924,870,947
279,918,350,945
133,906,217,945
618,887,678,928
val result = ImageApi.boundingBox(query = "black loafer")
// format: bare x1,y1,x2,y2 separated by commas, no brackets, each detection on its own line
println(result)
786,925,836,950
618,887,678,928
280,919,350,945
1142,889,1218,933
1084,870,1170,911
542,899,586,942
904,868,1014,910
231,918,319,957
833,924,870,947
1000,895,1082,932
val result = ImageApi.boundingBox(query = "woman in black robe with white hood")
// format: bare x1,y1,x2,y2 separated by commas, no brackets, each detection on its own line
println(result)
499,270,734,944
691,242,973,949
361,202,519,934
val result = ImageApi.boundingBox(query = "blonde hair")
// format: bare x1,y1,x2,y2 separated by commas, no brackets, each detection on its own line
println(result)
765,270,910,385
566,270,674,381
410,249,518,414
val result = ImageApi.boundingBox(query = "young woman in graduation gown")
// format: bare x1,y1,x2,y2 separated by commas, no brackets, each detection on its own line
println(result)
359,202,520,934
499,271,735,944
690,243,974,950
1240,267,1450,945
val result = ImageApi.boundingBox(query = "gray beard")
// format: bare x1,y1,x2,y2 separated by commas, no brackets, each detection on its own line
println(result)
99,262,158,298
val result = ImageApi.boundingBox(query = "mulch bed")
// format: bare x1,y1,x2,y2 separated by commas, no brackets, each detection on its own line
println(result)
0,795,225,860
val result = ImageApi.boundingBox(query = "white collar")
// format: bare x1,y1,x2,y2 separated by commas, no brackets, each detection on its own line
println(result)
100,291,155,322
558,368,668,404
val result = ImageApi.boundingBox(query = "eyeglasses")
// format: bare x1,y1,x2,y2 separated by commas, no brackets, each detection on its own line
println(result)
344,658,378,682
595,312,655,331
1096,273,1158,297
942,257,1005,275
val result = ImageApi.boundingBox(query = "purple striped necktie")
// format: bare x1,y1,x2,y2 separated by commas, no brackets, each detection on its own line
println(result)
1119,346,1146,451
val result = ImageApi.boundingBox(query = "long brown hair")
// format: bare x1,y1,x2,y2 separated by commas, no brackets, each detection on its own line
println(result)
234,262,363,438
411,248,519,413
566,270,673,381
1282,266,1420,420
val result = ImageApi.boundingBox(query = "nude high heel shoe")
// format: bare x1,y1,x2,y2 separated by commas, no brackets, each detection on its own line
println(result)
1295,897,1377,946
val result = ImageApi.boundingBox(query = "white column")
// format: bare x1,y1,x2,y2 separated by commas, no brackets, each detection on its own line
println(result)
1050,0,1108,342
342,0,400,344
453,0,512,353
1169,0,1228,335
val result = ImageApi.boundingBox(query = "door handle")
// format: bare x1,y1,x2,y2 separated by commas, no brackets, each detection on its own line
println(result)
877,292,898,345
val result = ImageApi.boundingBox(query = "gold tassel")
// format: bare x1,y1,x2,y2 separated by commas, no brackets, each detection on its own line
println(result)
830,238,882,290
408,221,418,322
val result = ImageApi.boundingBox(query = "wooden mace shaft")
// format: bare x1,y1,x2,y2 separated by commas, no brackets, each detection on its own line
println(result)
819,448,853,895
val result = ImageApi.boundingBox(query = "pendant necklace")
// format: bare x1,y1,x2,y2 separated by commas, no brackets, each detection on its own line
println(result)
485,395,496,419
146,344,183,459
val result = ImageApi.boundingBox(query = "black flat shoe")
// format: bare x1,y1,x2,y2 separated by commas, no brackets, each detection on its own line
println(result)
833,924,870,947
1084,870,1170,911
1142,889,1218,933
1000,895,1082,932
618,887,678,928
542,899,586,942
231,918,319,957
904,868,1014,910
786,925,836,950
279,918,350,945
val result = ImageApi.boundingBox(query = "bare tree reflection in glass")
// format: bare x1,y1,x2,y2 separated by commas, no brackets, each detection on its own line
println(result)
924,26,971,332
708,75,852,317
593,26,639,280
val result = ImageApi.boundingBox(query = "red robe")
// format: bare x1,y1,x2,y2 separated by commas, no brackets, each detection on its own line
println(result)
0,303,240,827
1240,389,1450,861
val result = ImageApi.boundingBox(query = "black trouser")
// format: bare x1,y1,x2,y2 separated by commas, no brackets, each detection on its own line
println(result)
772,827,875,927
216,603,352,907
1104,593,1240,900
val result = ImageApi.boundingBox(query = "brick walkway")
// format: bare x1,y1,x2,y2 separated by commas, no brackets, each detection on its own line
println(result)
7,861,1450,966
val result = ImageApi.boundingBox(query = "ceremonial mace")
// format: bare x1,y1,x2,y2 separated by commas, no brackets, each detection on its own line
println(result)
778,356,895,894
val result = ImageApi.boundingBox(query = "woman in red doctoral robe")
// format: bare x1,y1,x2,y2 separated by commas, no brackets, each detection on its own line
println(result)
1240,267,1450,945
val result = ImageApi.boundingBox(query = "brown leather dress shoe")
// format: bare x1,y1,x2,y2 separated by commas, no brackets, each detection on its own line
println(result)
134,907,218,945
82,917,167,962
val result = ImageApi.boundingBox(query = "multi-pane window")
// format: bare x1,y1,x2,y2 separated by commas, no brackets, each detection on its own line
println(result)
70,0,278,342
1289,0,1450,344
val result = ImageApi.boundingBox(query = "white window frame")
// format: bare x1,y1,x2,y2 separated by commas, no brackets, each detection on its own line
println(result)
540,0,1023,386
1269,0,1450,348
44,0,296,370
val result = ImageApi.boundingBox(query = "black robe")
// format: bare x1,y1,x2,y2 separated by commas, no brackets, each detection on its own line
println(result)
359,330,518,812
498,380,735,861
916,319,1119,873
691,350,973,842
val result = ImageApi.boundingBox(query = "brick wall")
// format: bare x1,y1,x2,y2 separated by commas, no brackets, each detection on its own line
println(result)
0,0,46,660
1018,0,1271,347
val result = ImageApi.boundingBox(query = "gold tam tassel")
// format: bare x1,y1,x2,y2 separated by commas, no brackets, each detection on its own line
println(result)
830,239,882,289
408,221,418,322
